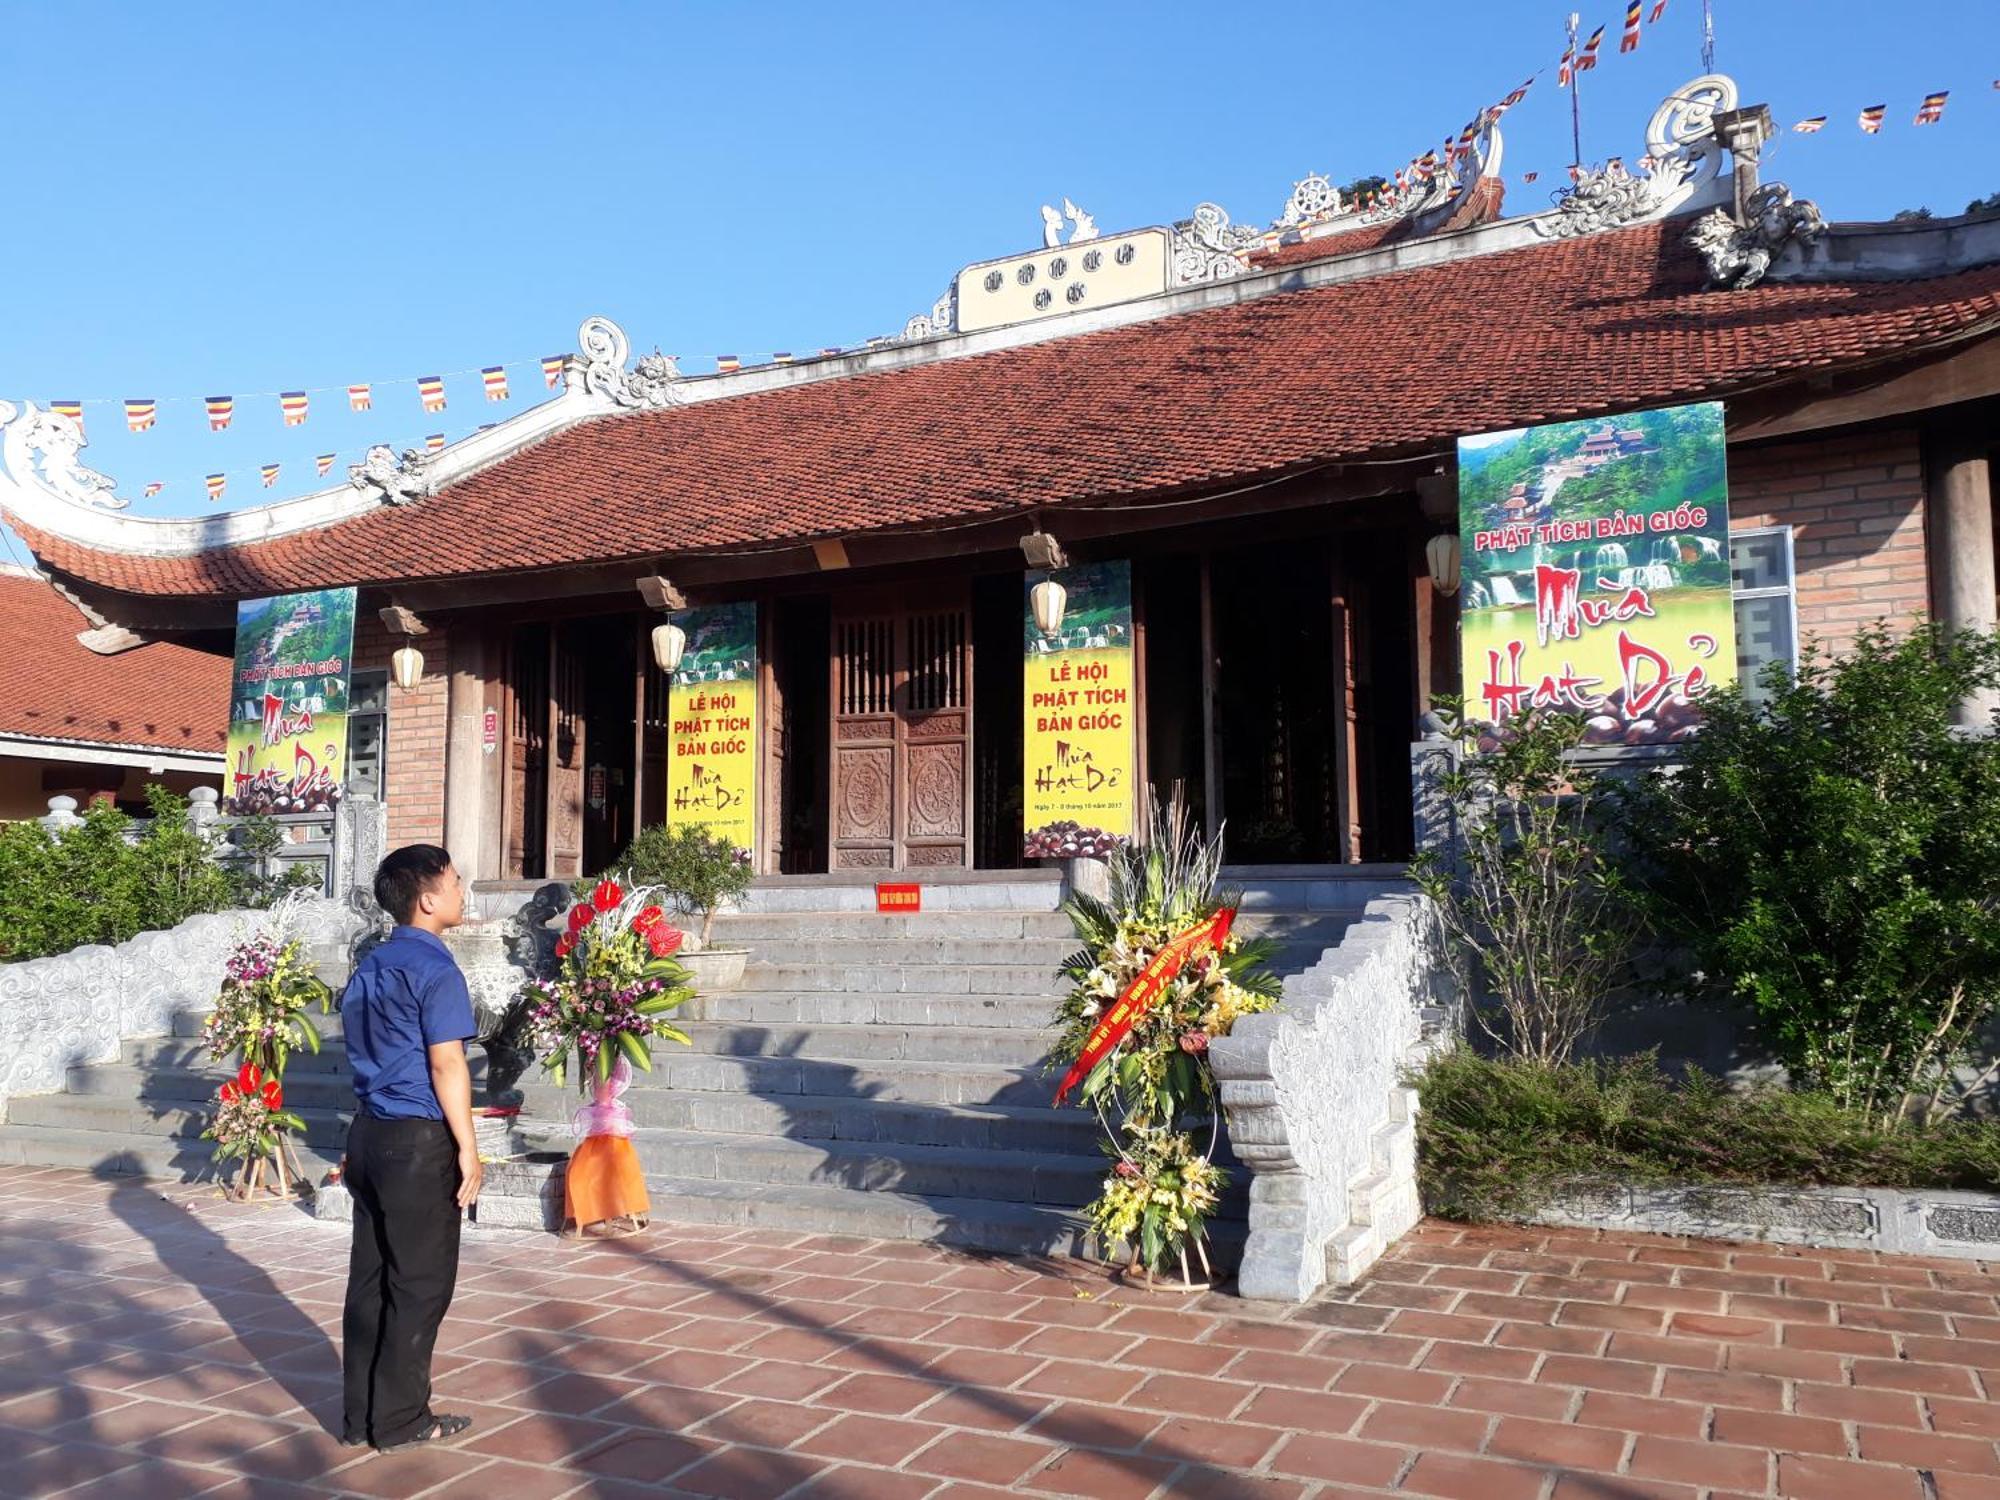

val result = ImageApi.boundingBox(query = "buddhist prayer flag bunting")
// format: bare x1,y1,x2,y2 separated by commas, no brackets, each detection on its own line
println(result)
425,432,445,452
418,375,446,412
1523,170,1540,182
260,463,280,488
714,355,741,373
540,354,565,388
51,400,83,432
1794,116,1827,133
772,351,794,364
1496,77,1534,113
143,482,163,497
1558,43,1575,87
1915,91,1949,124
206,395,234,430
819,347,843,357
481,365,509,401
1621,1,1642,52
1860,104,1886,133
315,453,336,477
124,399,156,432
205,473,226,501
280,390,309,427
1577,25,1605,70
1649,0,1667,18
347,383,372,411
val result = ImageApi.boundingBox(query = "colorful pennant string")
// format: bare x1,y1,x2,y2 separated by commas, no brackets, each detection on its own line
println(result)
315,453,336,477
347,383,372,411
260,463,280,488
280,390,309,427
124,399,156,432
418,375,447,413
481,366,509,401
205,473,226,501
540,354,565,388
205,395,233,431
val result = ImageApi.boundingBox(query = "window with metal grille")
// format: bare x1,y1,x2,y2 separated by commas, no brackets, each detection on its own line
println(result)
1729,526,1799,702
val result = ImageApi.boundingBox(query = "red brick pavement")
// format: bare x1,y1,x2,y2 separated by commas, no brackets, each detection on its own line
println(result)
0,1166,1995,1498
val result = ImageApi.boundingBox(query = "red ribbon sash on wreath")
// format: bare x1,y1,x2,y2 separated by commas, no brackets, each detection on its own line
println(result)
1052,907,1237,1105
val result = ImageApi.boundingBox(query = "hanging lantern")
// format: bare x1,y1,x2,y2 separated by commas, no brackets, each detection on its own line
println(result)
652,620,688,675
1425,532,1462,596
390,644,425,690
1030,578,1068,638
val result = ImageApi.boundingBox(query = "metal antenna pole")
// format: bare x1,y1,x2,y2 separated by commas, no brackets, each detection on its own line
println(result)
1568,12,1584,169
1702,0,1716,71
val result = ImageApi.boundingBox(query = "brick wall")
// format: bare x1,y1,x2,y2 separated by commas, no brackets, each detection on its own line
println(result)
353,614,449,850
1727,428,1930,654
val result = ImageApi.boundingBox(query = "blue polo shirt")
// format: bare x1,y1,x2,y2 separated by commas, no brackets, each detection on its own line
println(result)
339,926,478,1120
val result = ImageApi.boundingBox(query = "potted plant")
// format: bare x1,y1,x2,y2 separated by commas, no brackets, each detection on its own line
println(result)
612,823,754,990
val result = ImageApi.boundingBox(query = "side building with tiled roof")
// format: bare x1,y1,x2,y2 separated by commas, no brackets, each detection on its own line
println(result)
0,566,227,819
0,74,1994,878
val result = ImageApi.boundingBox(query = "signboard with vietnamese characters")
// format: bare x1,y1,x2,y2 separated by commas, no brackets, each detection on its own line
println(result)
1023,559,1136,859
1456,401,1735,746
664,601,758,855
223,587,358,814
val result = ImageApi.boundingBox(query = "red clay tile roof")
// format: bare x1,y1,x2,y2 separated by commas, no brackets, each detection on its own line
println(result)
1248,221,1400,268
15,215,2000,601
0,572,228,753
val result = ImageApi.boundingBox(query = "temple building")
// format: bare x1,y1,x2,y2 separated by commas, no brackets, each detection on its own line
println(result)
3,75,1997,878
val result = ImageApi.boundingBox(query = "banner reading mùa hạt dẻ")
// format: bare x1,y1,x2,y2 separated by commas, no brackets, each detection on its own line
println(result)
1457,400,1735,747
665,601,758,855
1023,559,1136,859
223,587,357,814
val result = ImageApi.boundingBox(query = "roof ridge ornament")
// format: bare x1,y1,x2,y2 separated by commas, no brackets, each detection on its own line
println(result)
1172,203,1262,284
577,316,682,409
0,401,124,511
348,444,436,508
1536,73,1738,240
1279,174,1344,230
1688,183,1826,289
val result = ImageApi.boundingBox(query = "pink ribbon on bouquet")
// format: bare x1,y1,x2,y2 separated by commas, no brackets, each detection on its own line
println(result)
571,1054,637,1139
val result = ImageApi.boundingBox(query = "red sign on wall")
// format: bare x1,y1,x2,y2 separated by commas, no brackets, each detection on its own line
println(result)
875,883,921,913
481,706,499,755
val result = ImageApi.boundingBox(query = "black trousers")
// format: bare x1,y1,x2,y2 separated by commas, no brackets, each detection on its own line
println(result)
341,1111,463,1446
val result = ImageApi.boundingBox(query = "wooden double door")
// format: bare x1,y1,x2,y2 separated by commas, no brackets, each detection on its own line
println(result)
829,588,973,869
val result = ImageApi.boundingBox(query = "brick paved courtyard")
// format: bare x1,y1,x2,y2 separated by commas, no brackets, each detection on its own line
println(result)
0,1166,1996,1498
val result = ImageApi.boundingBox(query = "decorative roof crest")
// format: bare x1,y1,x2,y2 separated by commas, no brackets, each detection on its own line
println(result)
1171,203,1263,285
577,316,682,408
1278,173,1345,229
1688,183,1826,289
347,444,436,508
1536,73,1738,240
0,401,124,511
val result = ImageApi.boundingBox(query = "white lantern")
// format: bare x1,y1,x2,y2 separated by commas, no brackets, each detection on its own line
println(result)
390,644,424,690
1030,578,1068,638
652,621,688,675
1425,532,1462,596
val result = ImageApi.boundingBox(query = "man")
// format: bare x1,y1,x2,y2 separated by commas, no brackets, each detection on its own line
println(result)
338,844,482,1451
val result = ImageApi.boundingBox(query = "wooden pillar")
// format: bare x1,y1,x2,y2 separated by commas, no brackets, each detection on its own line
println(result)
631,616,649,840
1925,421,1998,725
1199,555,1221,841
444,621,503,881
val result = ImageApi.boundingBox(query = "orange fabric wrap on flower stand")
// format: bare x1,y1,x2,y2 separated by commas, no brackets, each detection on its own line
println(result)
565,1056,650,1233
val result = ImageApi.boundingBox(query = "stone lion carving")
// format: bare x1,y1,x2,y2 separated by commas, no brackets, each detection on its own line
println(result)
0,400,125,510
1535,160,1661,240
347,444,435,507
1687,183,1826,290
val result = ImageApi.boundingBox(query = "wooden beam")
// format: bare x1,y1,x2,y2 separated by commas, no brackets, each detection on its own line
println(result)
1728,334,2000,442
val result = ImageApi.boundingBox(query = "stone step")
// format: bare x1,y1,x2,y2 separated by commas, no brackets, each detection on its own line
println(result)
507,1125,1106,1207
171,1004,346,1041
711,937,1078,967
682,1022,1054,1067
4,1093,352,1149
0,1123,343,1181
736,962,1061,997
695,992,1056,1029
711,911,1077,942
737,875,1065,915
510,1087,1106,1154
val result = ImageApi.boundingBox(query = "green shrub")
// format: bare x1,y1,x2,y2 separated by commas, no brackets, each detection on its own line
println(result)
610,823,753,947
1417,1050,2000,1222
0,786,236,961
1613,623,2000,1127
1414,710,1639,1064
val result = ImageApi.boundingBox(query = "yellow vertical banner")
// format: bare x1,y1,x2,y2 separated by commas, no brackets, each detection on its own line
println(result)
665,602,758,854
1023,560,1136,859
223,588,356,815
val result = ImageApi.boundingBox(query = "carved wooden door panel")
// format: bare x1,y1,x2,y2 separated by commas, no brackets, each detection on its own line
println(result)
547,625,587,880
504,624,549,880
829,591,972,869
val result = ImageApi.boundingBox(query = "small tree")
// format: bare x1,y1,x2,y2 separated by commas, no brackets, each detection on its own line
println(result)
1615,624,2000,1127
1414,711,1639,1065
613,823,752,947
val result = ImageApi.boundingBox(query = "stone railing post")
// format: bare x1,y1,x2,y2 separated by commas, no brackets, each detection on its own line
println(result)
39,795,81,832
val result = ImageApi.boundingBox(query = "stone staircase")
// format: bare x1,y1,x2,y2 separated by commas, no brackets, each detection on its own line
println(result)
0,866,1408,1262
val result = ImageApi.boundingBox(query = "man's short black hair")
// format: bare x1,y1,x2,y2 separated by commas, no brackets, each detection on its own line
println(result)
374,844,454,924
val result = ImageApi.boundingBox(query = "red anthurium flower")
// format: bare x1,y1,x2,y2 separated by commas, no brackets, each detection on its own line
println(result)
647,925,685,958
567,903,593,933
219,1079,241,1104
632,904,665,935
555,934,574,959
592,879,623,912
234,1062,282,1110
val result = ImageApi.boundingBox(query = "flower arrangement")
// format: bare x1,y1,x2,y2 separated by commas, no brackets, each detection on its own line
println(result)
1052,795,1281,1283
524,877,696,1091
202,1064,306,1190
201,929,333,1078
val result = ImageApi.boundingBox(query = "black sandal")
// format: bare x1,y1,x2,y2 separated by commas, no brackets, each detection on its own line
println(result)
376,1413,474,1453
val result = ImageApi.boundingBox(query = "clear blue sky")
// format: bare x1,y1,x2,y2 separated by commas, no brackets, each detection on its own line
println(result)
2,0,1994,542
